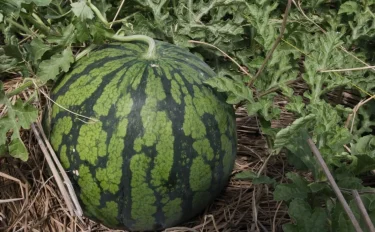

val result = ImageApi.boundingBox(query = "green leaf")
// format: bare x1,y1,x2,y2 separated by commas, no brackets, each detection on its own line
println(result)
92,0,112,19
283,199,328,232
0,144,6,157
46,24,76,46
234,170,257,180
37,47,74,82
8,138,28,161
26,38,51,65
308,182,328,193
0,82,5,104
302,32,348,102
352,101,375,138
0,115,12,146
246,101,263,116
274,114,315,149
253,175,277,186
274,173,310,201
285,96,305,115
3,45,23,61
338,1,359,15
351,135,375,157
0,88,38,161
246,95,281,121
234,171,276,185
71,0,94,21
348,155,375,175
90,21,113,43
12,100,39,129
74,20,91,42
283,223,298,232
0,48,18,72
25,0,52,6
0,0,22,16
283,129,321,179
244,2,278,49
204,76,254,104
336,175,364,190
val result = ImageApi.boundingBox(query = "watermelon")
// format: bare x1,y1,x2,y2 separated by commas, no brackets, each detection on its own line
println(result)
44,40,237,231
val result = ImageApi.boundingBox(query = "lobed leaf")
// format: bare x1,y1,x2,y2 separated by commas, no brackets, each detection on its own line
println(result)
37,47,74,82
71,0,95,21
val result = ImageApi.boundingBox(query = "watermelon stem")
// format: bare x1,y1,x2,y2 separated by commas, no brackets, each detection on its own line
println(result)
75,44,98,61
88,0,157,59
105,33,157,60
87,0,110,26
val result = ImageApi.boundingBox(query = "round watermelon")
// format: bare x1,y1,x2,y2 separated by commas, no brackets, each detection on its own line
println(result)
44,40,237,231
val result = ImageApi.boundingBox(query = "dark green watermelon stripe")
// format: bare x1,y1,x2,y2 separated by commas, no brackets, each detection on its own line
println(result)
157,65,194,222
119,64,150,228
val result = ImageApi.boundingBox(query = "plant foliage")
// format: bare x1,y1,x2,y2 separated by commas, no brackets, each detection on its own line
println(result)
0,0,374,230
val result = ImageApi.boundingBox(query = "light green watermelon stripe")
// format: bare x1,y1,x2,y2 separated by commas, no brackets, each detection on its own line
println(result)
183,94,206,139
189,156,212,192
50,116,72,148
162,198,182,226
60,145,70,168
76,121,107,165
130,154,157,229
96,93,134,194
78,165,101,208
78,165,119,225
132,65,177,218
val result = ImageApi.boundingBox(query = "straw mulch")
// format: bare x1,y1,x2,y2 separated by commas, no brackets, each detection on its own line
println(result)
0,76,364,232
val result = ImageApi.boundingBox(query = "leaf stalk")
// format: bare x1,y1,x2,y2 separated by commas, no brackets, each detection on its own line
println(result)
6,81,34,98
105,32,157,59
